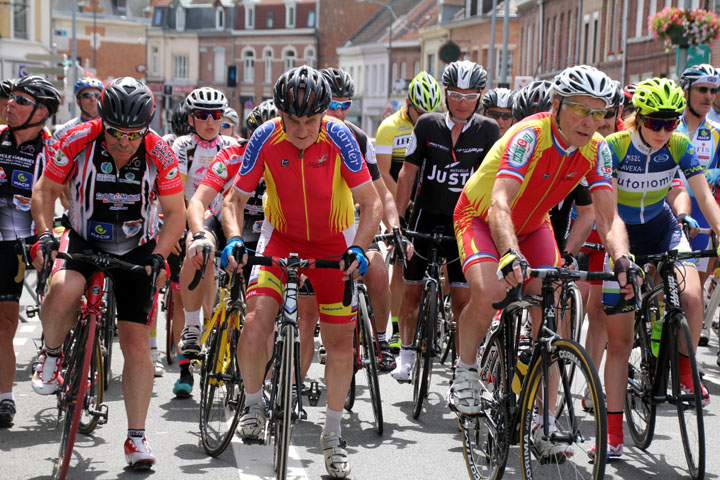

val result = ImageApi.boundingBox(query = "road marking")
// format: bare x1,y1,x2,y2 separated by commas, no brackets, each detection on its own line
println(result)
233,437,309,479
19,325,36,333
13,337,28,346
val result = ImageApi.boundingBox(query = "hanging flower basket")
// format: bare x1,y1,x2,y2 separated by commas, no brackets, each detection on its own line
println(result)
648,7,720,51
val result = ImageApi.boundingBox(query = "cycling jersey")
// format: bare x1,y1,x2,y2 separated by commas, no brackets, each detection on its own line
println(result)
676,117,720,197
549,182,592,251
375,107,414,180
406,112,499,217
43,118,183,255
0,125,53,240
706,107,720,130
53,116,91,142
606,130,703,225
161,133,177,147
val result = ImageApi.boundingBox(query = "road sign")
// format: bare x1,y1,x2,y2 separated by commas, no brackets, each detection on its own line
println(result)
244,101,254,110
514,76,533,90
25,53,65,63
25,65,65,76
17,64,27,77
676,44,711,76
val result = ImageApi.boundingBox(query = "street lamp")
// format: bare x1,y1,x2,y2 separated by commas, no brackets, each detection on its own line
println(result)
357,0,397,100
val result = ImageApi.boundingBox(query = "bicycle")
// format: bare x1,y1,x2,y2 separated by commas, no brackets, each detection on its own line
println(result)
625,247,715,480
461,266,612,480
402,227,456,419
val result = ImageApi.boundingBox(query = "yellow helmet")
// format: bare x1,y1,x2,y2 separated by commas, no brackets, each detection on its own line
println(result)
632,78,685,116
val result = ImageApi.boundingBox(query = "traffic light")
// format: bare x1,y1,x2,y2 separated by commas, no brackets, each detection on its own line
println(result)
227,65,237,87
163,85,172,96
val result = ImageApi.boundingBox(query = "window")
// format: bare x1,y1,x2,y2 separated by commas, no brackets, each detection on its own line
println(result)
392,63,398,83
214,48,225,84
401,62,407,79
12,0,28,40
372,64,377,93
173,55,188,80
305,47,315,68
286,2,296,28
113,0,127,15
467,0,478,16
552,15,558,70
264,48,273,84
635,0,645,37
283,48,295,70
592,13,599,64
245,4,254,29
427,54,435,78
567,10,574,65
151,46,159,75
152,7,167,27
414,61,419,76
243,49,255,83
175,7,185,32
308,10,316,27
267,11,274,28
583,15,590,63
216,7,225,30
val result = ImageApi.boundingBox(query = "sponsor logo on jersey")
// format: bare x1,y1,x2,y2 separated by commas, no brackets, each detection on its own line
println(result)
54,150,69,167
122,219,143,238
97,173,115,182
150,141,176,169
165,167,179,180
405,133,418,156
95,192,142,204
101,162,113,173
697,128,711,141
88,221,114,241
456,147,485,154
61,126,91,149
507,129,536,168
617,170,675,191
653,153,670,163
241,120,275,176
12,194,31,211
19,144,35,154
626,154,642,163
0,167,6,179
120,172,140,185
392,135,412,149
328,121,363,173
11,170,32,189
426,141,450,152
211,161,228,179
309,153,330,169
281,159,290,167
425,164,474,192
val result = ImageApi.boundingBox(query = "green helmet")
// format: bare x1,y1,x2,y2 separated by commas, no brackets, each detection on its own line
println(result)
408,72,441,112
632,78,685,116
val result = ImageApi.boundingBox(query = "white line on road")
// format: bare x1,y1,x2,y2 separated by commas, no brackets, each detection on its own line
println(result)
13,338,27,346
232,437,309,479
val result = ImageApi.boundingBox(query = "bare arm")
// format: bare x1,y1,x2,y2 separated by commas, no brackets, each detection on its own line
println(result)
666,184,691,218
31,175,66,234
155,191,186,258
564,203,595,255
351,182,382,251
221,188,252,271
372,177,400,229
688,174,720,236
590,187,629,261
187,185,221,235
488,177,523,255
395,162,419,219
376,152,397,199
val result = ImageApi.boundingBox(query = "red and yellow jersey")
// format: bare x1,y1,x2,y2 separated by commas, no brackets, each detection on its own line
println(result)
233,117,371,246
454,112,613,237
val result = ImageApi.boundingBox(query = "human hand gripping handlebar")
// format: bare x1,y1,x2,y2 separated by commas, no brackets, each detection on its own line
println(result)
188,245,212,291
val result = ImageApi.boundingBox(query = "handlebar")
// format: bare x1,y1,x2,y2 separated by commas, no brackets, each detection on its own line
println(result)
188,245,212,291
373,226,407,265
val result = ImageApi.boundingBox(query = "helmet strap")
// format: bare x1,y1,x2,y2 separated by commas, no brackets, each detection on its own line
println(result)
553,97,571,144
686,84,703,119
8,103,46,132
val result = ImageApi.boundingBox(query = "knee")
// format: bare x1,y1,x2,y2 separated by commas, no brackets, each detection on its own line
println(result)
119,336,151,361
606,334,633,359
321,329,353,356
242,312,274,345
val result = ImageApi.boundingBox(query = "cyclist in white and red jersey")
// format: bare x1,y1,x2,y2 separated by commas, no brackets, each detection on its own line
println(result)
30,77,185,470
53,77,103,141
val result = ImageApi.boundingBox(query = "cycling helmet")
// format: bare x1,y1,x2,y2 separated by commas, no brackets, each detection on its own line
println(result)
246,99,279,132
552,65,616,106
74,77,104,97
273,65,331,117
13,75,61,116
171,103,192,136
610,81,624,108
623,83,637,107
0,79,14,99
442,60,488,91
223,107,239,126
408,71,441,112
680,63,719,89
185,87,228,111
482,87,515,110
632,77,685,117
512,80,552,121
320,67,355,98
98,77,156,129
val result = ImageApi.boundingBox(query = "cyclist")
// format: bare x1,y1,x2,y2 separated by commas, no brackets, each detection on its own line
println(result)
30,77,185,470
171,87,238,398
391,60,499,382
482,87,516,136
0,76,60,427
162,103,193,147
0,78,15,125
53,77,104,141
622,83,637,121
453,65,635,460
376,71,441,350
221,107,240,139
223,65,381,478
706,68,720,128
512,80,553,122
601,78,720,458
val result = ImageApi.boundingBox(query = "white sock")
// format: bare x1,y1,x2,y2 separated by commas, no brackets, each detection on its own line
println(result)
399,347,414,364
150,337,158,349
457,360,478,370
184,309,202,328
245,388,263,406
0,392,14,402
322,407,343,436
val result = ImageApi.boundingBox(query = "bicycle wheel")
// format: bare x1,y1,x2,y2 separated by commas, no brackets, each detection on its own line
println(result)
79,333,104,434
358,289,383,435
439,294,456,366
199,310,245,457
624,284,659,450
101,284,115,388
273,325,294,479
412,282,437,419
54,316,97,480
670,313,705,480
519,338,607,480
344,371,356,411
164,286,175,365
462,326,510,480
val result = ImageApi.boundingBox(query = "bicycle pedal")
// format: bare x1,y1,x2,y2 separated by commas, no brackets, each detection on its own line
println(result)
94,403,109,425
26,306,39,318
241,437,265,446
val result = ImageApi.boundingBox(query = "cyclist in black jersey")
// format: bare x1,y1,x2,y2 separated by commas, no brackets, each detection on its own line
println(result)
392,60,499,382
0,78,15,125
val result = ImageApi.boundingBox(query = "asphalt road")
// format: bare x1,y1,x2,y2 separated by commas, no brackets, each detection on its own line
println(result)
2,273,720,479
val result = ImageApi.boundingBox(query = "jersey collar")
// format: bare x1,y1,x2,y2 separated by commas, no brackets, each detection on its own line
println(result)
549,115,578,156
194,133,221,149
630,129,660,155
444,112,474,132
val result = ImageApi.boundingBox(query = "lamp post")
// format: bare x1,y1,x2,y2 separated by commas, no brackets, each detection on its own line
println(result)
357,0,397,100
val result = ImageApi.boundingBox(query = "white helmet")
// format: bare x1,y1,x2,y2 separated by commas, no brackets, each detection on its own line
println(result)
223,107,239,125
185,87,228,111
552,65,616,107
482,88,515,110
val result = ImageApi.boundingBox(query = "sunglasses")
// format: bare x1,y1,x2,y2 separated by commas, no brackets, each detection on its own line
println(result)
485,110,514,120
447,91,482,102
638,115,679,132
329,100,352,111
563,100,608,121
104,123,147,141
604,107,619,119
10,93,36,107
79,92,101,99
193,110,223,121
221,122,233,130
693,85,719,95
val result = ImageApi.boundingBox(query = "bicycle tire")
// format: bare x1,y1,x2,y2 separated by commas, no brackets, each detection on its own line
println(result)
344,371,356,411
101,284,115,389
463,324,510,480
54,315,97,480
439,295,455,366
358,289,383,435
273,324,294,479
671,313,705,480
624,283,660,450
519,338,607,480
164,286,175,365
552,282,584,418
412,282,437,419
79,335,104,434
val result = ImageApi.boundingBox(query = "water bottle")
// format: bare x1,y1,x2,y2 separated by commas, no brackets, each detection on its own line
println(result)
650,317,663,357
512,325,533,394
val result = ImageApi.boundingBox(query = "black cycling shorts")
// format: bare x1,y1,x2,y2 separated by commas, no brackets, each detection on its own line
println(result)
56,229,157,325
204,214,227,250
0,240,31,303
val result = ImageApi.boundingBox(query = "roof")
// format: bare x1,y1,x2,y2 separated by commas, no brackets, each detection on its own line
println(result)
345,0,423,46
379,0,438,43
443,0,517,24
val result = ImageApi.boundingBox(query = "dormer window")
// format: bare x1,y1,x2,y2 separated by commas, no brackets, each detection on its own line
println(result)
285,1,296,28
245,4,255,29
175,6,185,32
216,7,225,30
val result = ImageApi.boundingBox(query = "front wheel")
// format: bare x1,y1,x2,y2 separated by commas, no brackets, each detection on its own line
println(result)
273,325,294,480
79,335,104,434
358,289,383,435
412,282,437,419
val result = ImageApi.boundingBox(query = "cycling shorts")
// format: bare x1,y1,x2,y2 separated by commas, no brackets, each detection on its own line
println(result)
456,217,560,272
247,222,356,324
404,211,466,287
0,240,32,303
578,229,604,285
54,229,157,325
204,214,227,250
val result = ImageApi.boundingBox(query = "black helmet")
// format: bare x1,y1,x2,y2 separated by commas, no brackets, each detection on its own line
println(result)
13,75,61,116
512,80,553,121
246,100,279,133
273,65,332,117
0,79,15,99
320,68,355,98
98,77,155,129
442,60,488,91
171,103,192,136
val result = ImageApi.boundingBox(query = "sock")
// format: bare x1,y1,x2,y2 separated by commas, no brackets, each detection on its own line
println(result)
391,317,399,335
377,332,387,342
607,411,624,445
322,407,343,436
245,388,263,406
0,392,15,402
128,428,145,439
178,354,190,374
457,359,478,370
149,329,158,349
184,309,202,328
45,344,62,356
399,346,414,364
679,353,691,378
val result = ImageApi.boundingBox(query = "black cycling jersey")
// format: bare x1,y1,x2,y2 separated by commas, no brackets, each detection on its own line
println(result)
346,120,381,181
404,112,499,217
549,183,592,251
